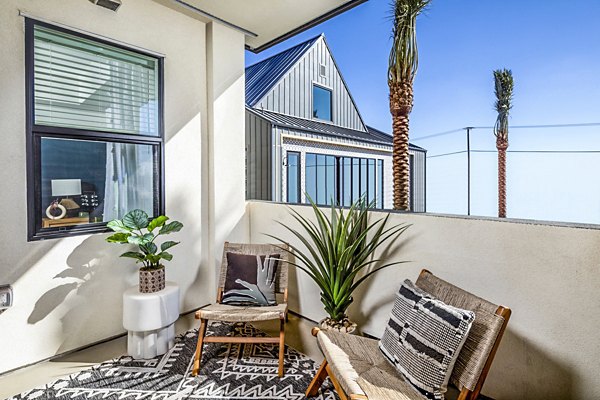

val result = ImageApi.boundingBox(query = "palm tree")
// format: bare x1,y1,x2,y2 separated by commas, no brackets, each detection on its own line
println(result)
389,0,430,210
493,69,514,218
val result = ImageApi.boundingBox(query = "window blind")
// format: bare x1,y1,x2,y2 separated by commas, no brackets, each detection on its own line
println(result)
33,25,159,136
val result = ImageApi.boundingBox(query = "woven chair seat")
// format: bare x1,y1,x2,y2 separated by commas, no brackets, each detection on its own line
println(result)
317,330,427,400
196,303,287,322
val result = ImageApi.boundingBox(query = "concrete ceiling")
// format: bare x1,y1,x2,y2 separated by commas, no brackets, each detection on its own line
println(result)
158,0,366,53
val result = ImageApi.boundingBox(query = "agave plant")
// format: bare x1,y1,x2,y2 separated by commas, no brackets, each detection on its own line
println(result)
269,198,409,325
106,209,183,270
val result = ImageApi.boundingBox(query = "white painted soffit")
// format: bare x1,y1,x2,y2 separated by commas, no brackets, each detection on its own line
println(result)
159,0,367,53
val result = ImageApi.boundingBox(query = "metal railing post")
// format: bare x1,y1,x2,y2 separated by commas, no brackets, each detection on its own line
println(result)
466,127,472,216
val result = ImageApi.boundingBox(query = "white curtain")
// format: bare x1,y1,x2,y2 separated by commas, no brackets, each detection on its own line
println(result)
102,60,154,221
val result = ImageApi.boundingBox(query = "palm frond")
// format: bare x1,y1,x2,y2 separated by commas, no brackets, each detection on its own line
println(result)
493,68,514,140
388,0,431,83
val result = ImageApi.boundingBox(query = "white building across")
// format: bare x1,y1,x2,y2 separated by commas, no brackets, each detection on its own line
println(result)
245,34,426,211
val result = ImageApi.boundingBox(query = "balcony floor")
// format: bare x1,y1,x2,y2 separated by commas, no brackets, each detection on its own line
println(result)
0,312,322,399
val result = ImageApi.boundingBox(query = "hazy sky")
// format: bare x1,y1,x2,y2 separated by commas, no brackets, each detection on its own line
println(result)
246,0,600,223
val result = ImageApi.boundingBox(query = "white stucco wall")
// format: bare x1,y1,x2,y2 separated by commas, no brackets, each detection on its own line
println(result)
248,201,600,400
0,0,247,374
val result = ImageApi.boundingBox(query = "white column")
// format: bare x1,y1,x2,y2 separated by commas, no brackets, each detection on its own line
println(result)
205,22,249,297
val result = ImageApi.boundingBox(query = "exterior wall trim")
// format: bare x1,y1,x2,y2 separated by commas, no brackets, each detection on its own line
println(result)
280,133,392,153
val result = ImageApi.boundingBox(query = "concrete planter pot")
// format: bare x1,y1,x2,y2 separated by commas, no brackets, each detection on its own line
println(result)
139,266,165,293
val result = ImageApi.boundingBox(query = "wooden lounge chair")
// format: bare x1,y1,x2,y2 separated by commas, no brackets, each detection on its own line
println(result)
191,242,290,377
306,269,511,400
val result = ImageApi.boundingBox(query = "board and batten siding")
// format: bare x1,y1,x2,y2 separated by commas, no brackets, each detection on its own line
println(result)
255,36,366,132
245,111,272,200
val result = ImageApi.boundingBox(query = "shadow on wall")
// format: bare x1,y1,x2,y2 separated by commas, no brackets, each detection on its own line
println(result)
26,233,130,353
350,224,416,333
488,328,573,400
25,191,211,353
1,240,59,296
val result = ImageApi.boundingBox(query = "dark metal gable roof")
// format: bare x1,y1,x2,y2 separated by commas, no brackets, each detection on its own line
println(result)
248,107,391,146
245,35,320,106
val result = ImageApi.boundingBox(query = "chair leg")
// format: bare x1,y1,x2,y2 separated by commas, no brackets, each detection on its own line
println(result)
278,318,285,377
192,318,207,376
306,359,329,398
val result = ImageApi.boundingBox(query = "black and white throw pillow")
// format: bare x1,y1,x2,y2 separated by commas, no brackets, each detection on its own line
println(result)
379,279,475,400
221,252,279,306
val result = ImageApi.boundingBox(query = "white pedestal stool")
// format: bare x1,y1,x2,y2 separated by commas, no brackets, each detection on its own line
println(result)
123,282,180,359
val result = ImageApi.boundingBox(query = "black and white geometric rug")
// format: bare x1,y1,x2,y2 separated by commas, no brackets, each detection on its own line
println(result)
8,322,338,400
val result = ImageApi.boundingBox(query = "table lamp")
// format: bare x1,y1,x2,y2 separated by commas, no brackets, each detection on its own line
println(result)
51,179,82,212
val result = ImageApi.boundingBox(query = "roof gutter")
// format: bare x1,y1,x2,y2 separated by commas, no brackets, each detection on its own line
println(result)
246,0,368,53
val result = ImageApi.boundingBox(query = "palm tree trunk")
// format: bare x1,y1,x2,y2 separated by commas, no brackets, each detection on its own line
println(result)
389,80,413,211
497,137,508,218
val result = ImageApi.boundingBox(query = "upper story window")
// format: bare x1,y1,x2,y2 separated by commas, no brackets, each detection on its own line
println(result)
26,19,164,241
312,85,332,121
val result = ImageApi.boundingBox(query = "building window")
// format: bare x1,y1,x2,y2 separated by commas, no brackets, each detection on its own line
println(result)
26,19,164,241
312,85,332,121
286,152,300,203
305,153,384,208
377,159,384,209
305,153,336,205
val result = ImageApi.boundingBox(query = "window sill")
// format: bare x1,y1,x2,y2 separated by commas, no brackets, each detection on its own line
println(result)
29,222,111,242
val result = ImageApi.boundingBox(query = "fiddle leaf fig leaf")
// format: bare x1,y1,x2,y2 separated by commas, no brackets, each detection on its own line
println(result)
159,221,183,235
127,233,154,245
107,220,131,234
140,242,158,255
123,209,149,230
161,241,179,252
120,252,145,262
148,216,169,232
146,254,162,264
106,233,130,243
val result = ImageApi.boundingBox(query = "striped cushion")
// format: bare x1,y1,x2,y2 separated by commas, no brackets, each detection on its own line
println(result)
379,280,475,400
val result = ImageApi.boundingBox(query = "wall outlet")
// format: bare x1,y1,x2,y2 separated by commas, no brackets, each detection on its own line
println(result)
0,285,13,308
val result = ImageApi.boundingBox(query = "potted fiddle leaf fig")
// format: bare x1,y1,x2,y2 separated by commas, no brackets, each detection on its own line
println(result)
270,197,409,333
106,209,183,293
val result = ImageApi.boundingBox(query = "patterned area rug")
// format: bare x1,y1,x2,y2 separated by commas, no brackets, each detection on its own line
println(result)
8,322,338,400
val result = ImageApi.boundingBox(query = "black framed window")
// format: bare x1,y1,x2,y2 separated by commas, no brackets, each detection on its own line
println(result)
286,151,301,203
26,19,164,241
377,159,384,209
304,153,384,209
312,85,332,121
305,153,336,205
